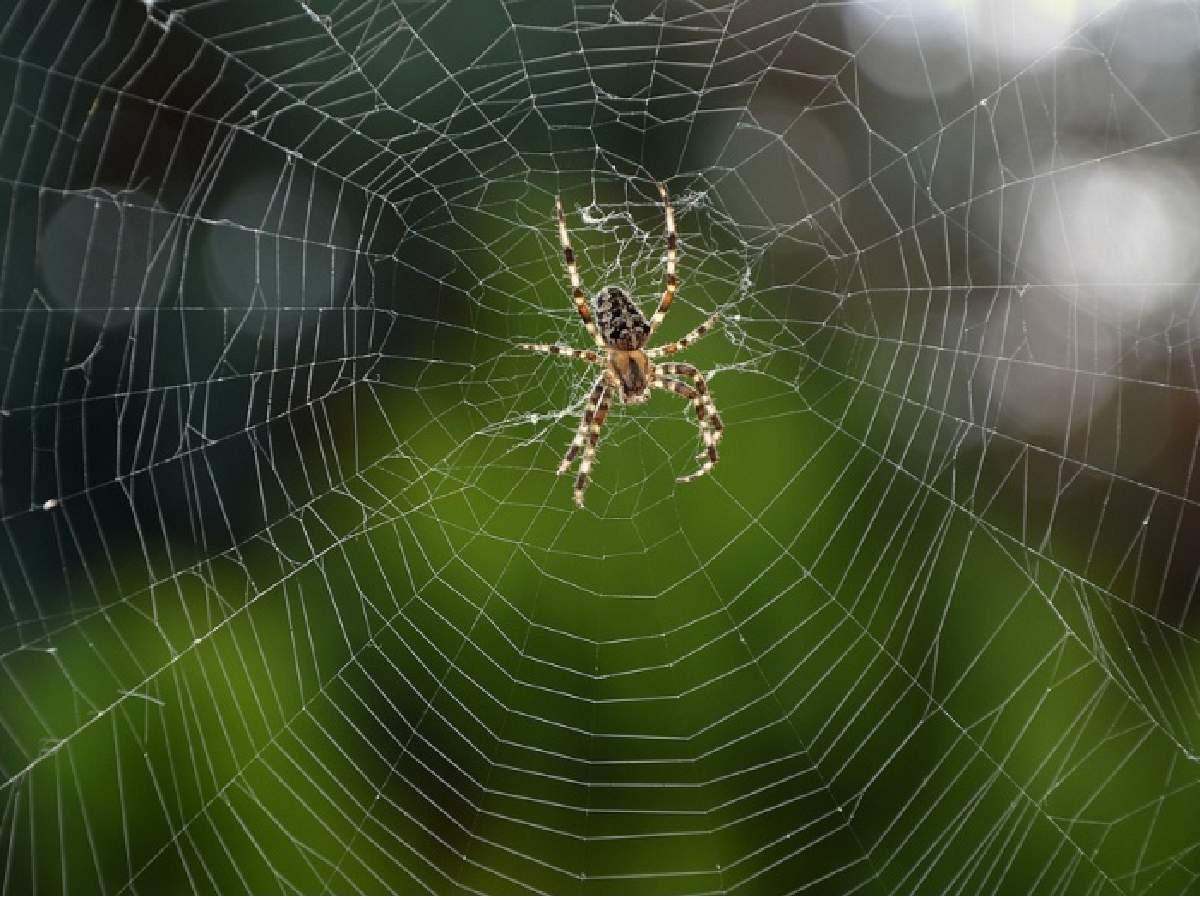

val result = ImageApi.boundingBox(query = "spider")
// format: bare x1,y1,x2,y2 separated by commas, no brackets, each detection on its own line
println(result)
519,183,724,508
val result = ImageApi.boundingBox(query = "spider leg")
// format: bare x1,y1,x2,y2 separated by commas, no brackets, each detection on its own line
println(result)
556,196,606,349
558,377,607,476
657,363,723,446
573,389,612,508
655,376,718,482
646,182,679,338
655,364,723,483
646,312,718,359
518,343,604,364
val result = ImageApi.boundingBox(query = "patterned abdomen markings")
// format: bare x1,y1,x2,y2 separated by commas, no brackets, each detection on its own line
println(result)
594,286,651,350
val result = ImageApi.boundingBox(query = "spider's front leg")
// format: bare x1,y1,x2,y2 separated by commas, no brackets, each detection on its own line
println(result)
557,377,612,508
574,390,611,507
655,362,723,483
558,378,606,474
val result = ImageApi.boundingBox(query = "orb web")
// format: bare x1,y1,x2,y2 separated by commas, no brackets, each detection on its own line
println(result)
2,0,1200,893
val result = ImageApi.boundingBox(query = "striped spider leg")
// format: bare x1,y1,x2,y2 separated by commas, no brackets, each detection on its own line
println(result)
516,344,603,364
573,383,612,507
646,182,679,337
553,375,614,507
654,362,723,482
646,312,718,359
556,196,607,350
516,345,612,506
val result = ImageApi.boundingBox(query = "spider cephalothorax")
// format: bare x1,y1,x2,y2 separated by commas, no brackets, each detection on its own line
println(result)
517,184,724,507
608,347,652,404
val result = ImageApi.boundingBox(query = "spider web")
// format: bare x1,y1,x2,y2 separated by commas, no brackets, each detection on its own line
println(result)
3,0,1200,892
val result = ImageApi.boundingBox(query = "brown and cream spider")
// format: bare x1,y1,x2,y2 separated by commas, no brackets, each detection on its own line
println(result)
519,184,724,508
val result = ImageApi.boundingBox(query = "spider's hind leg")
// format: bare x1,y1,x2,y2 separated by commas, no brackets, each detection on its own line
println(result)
647,182,679,338
556,196,607,349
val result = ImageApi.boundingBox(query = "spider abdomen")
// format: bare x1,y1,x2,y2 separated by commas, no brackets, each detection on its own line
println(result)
595,286,650,350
